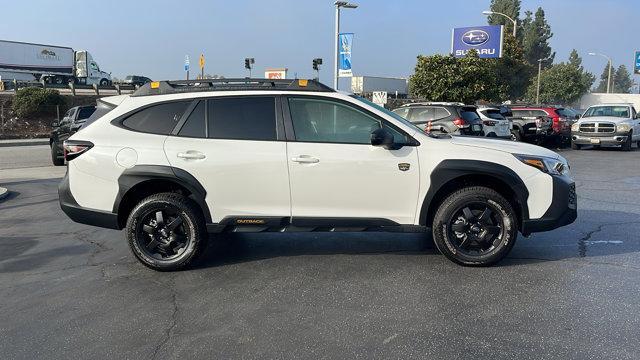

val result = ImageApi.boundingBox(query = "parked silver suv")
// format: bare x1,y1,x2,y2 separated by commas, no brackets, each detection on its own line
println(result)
571,104,640,151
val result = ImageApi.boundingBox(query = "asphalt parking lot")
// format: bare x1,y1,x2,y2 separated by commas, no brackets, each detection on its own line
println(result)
1,144,639,360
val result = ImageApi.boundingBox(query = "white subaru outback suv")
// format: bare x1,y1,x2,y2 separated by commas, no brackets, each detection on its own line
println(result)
59,79,577,271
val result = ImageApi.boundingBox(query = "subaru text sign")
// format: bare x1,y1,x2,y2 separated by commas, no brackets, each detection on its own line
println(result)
338,33,353,77
635,51,640,75
451,25,504,59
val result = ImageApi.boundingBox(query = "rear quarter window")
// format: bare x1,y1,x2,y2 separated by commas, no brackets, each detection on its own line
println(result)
122,101,191,135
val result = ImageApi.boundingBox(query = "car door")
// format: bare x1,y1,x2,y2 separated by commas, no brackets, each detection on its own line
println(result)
163,96,291,223
284,96,420,225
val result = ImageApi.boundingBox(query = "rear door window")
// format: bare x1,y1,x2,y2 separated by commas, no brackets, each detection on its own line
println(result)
178,101,206,138
207,96,277,141
122,101,191,135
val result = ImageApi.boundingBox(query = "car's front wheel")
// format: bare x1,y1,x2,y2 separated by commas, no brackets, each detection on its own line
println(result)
571,141,582,150
432,186,518,266
126,192,207,271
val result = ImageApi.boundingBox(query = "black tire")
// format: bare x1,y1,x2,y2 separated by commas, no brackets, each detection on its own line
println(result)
432,186,518,266
622,132,632,151
511,129,522,142
50,142,64,166
99,79,109,86
126,192,207,271
571,141,581,150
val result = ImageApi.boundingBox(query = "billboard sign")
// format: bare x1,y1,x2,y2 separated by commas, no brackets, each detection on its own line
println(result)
451,25,504,58
338,33,353,77
635,51,640,75
265,68,287,79
184,55,190,72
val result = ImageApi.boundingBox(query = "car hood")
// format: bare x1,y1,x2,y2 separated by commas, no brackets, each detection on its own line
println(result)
449,136,560,159
577,116,631,124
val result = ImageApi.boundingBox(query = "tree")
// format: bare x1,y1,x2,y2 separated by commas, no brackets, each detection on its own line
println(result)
521,7,555,68
487,0,521,39
525,52,594,104
613,65,633,93
492,34,534,100
12,87,66,118
594,64,612,93
409,51,500,104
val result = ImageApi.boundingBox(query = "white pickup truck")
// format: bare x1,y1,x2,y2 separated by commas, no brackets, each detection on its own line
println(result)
571,103,640,151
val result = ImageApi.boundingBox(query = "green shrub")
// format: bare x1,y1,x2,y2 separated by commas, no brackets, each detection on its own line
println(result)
12,87,66,118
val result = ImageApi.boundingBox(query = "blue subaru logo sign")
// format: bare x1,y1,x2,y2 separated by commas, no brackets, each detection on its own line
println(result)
462,30,489,46
452,25,504,58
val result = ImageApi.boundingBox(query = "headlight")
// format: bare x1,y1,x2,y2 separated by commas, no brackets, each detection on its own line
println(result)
617,123,631,132
571,123,579,132
514,154,570,176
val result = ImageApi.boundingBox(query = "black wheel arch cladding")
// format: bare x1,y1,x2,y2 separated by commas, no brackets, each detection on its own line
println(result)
114,165,212,226
419,159,529,228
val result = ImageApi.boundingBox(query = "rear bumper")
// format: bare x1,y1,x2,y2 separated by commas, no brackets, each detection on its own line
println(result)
521,175,577,236
59,171,120,230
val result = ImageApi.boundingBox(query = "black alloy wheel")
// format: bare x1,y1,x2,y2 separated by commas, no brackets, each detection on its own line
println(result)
126,193,207,271
447,202,504,256
432,186,518,266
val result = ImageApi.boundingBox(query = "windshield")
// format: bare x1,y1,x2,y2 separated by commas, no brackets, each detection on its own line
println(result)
583,106,630,118
350,95,422,133
125,76,133,80
77,106,97,120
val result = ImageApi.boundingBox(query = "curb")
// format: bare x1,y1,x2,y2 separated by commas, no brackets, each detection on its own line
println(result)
0,187,8,201
0,139,49,148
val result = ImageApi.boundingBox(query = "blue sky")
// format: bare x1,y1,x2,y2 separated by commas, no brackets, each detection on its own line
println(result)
1,0,638,85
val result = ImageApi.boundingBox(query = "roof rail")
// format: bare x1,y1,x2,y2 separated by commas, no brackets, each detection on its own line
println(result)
131,78,335,97
402,101,467,107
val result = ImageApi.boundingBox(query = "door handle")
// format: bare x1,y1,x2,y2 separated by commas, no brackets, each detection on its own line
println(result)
177,151,206,160
291,155,319,164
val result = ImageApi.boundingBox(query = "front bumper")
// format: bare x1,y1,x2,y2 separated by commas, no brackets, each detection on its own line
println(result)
571,131,629,146
521,175,577,236
59,171,120,230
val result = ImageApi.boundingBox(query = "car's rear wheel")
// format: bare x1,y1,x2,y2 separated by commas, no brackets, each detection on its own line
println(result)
50,142,64,166
432,186,517,266
126,192,207,271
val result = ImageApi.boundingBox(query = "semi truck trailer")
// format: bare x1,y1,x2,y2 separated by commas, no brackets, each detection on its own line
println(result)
0,40,112,86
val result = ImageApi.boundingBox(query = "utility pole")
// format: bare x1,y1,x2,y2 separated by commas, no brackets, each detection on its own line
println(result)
536,59,543,104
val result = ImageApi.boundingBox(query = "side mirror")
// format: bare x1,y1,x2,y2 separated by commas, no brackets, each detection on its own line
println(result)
371,128,395,149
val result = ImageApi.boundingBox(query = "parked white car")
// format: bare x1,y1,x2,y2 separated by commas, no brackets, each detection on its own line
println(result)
571,103,640,151
59,79,577,271
477,106,513,140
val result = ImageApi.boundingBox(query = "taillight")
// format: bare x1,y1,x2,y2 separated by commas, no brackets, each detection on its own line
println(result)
63,140,93,161
453,118,468,128
483,120,498,126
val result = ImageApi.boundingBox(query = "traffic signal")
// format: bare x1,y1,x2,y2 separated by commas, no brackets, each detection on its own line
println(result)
312,58,323,71
244,58,255,70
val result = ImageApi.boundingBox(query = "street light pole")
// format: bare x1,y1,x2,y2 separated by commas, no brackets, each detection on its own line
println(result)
334,4,340,90
536,59,543,104
333,1,358,90
482,10,517,38
588,52,613,93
